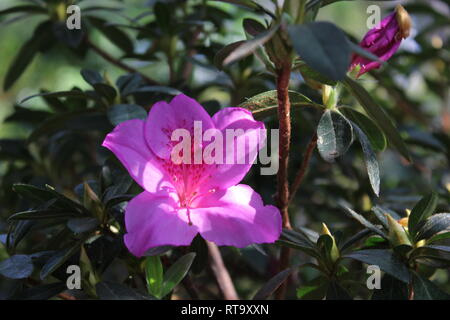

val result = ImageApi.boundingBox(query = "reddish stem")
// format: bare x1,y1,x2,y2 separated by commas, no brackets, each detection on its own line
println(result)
274,62,292,300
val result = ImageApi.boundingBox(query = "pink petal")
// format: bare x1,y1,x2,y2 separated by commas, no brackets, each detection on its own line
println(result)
124,191,199,257
145,94,214,160
191,184,282,247
200,108,265,193
102,119,172,193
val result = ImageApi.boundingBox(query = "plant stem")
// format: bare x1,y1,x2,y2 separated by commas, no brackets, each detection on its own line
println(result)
207,241,239,300
274,62,292,300
85,38,159,86
289,133,317,203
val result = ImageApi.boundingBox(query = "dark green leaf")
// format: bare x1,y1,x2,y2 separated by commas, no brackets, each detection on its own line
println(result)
81,69,103,85
253,269,292,300
296,62,337,86
326,281,352,300
413,274,450,300
88,17,133,53
214,24,278,68
67,218,99,234
288,22,351,81
0,5,47,16
4,22,52,90
339,107,386,151
371,274,408,300
96,281,154,300
20,282,66,300
339,203,386,238
107,104,147,126
40,244,82,280
344,249,410,283
0,255,33,279
408,192,439,238
342,76,411,161
351,122,380,196
243,18,266,36
8,209,79,221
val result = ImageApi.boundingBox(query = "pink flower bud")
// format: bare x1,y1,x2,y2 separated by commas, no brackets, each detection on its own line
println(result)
351,5,412,77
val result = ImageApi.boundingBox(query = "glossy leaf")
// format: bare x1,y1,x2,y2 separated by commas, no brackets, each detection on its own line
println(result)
145,256,164,298
160,253,196,297
408,192,439,238
316,110,353,162
0,255,34,279
351,122,380,196
289,22,351,81
107,104,147,126
239,90,319,120
344,249,410,283
343,76,411,161
339,107,386,152
253,269,292,300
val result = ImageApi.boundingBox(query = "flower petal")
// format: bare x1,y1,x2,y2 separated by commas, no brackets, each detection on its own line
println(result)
191,184,281,247
102,119,172,193
201,108,265,192
124,191,199,257
145,94,215,160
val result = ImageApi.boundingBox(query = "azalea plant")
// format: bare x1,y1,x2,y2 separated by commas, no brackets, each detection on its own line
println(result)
0,0,449,301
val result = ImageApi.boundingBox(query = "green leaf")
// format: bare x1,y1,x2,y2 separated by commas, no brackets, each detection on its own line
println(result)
145,256,164,299
0,5,47,16
239,90,320,120
4,22,52,90
81,69,104,85
40,243,82,280
96,281,154,300
417,213,450,241
214,24,278,68
342,76,411,161
253,269,292,300
351,122,380,196
144,246,173,257
317,110,354,162
295,62,337,86
88,17,133,53
13,183,57,204
0,255,34,279
408,192,439,238
371,274,408,300
160,253,196,297
339,107,386,152
243,18,266,36
326,281,352,300
107,104,147,126
67,218,99,234
8,209,79,221
288,22,351,81
413,274,450,300
427,231,450,244
339,203,386,238
212,0,260,11
20,282,66,300
344,249,410,283
20,90,91,104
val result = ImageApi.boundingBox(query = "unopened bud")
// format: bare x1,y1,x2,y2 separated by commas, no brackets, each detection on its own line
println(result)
395,5,412,39
386,214,412,247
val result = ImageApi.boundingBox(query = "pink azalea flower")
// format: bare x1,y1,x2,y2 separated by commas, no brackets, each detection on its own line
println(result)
102,94,282,257
351,5,412,77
